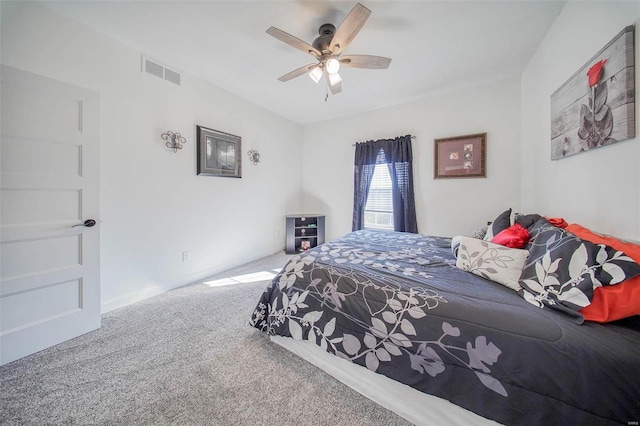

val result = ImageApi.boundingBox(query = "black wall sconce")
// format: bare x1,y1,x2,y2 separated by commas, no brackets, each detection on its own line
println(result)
161,131,186,152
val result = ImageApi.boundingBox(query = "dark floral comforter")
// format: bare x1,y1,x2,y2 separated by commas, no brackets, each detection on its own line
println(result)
250,230,640,425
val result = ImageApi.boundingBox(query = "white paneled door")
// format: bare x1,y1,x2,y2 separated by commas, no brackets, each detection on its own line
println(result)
1,66,100,365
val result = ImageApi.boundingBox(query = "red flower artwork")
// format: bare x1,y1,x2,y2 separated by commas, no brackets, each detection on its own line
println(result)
587,59,607,87
578,58,613,148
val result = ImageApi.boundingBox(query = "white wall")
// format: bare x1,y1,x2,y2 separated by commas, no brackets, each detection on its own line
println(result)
1,2,303,312
301,78,522,240
521,1,640,239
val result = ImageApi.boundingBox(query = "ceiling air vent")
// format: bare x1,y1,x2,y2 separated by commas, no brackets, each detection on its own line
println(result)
142,56,181,86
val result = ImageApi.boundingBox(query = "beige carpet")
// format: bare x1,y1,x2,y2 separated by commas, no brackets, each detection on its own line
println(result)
0,251,411,426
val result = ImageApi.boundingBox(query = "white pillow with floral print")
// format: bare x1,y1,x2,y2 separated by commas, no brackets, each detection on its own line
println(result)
452,236,529,291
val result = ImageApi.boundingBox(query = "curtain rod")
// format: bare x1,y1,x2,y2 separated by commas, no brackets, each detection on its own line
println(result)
352,135,416,146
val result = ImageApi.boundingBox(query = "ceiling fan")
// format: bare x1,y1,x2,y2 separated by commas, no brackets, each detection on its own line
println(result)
266,2,391,96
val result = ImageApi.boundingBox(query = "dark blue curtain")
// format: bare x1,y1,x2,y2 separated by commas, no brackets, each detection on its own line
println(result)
352,142,379,231
352,135,418,233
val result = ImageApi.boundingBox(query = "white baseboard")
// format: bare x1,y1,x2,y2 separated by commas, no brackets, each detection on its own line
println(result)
101,247,287,314
100,267,217,314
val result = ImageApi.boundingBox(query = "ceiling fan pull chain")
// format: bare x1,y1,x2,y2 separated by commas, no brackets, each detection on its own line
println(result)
325,84,328,102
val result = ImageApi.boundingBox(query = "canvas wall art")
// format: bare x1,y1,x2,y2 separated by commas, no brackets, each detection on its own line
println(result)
550,25,635,160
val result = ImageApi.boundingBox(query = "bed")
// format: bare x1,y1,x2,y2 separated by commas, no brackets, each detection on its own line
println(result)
250,228,640,425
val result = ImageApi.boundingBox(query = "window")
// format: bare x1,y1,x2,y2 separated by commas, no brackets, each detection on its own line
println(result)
353,135,417,233
364,162,393,230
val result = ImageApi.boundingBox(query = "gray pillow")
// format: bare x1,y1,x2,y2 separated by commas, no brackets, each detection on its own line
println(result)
518,218,640,319
483,208,512,241
467,225,488,240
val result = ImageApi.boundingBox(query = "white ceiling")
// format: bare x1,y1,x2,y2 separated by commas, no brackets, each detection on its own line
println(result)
42,0,565,125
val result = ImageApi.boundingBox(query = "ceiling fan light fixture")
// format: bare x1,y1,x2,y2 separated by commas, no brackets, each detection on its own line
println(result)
267,3,388,97
328,72,342,86
309,66,323,83
325,58,340,74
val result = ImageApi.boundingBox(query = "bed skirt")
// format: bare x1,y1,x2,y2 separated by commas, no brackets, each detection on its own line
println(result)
270,335,500,426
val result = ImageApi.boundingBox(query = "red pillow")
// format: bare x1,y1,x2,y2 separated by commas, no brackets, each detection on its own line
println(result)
565,223,640,322
491,223,530,249
545,217,568,229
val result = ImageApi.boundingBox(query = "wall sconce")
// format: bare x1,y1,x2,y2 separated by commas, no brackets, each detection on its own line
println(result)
247,149,260,165
161,131,186,153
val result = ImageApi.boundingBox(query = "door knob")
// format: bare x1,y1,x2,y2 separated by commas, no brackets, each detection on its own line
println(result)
72,219,97,228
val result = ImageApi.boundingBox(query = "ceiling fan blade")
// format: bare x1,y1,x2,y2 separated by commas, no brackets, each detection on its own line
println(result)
330,3,371,55
326,72,342,95
330,80,342,95
266,26,321,58
278,64,319,82
340,55,391,69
